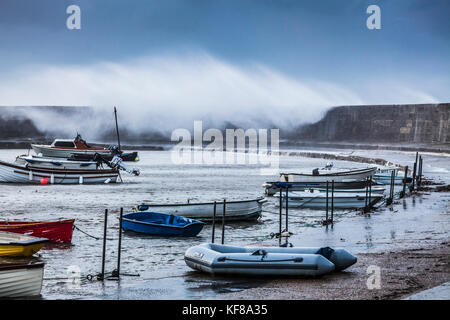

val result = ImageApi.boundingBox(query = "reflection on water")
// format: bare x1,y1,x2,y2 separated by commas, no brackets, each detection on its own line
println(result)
0,148,448,299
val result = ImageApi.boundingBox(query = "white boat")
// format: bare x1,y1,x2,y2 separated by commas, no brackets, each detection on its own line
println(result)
0,260,44,298
263,180,373,196
0,159,119,184
31,134,112,159
309,185,386,194
16,155,99,170
184,243,357,276
275,190,383,209
135,198,267,221
374,167,412,185
280,167,377,183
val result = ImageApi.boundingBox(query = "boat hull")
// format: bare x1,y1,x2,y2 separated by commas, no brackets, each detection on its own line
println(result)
185,244,357,276
16,155,99,170
0,219,75,243
263,181,372,196
0,262,44,298
0,160,119,184
135,198,266,222
280,167,377,183
276,192,383,209
122,212,204,237
31,144,111,158
0,243,46,257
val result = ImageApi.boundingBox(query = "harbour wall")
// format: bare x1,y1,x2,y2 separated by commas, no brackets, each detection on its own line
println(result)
292,103,450,144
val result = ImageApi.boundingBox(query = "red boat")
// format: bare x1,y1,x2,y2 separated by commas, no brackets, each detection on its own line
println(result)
0,219,75,243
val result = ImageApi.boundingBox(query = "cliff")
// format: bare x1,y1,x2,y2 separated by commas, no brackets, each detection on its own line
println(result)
293,103,450,144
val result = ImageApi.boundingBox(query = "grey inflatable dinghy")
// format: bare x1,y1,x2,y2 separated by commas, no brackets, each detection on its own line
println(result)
184,243,357,277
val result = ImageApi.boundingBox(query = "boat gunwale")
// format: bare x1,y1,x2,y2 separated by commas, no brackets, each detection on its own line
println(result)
184,256,319,271
137,197,266,208
279,167,377,177
0,262,45,272
31,143,109,152
0,219,75,229
0,159,118,174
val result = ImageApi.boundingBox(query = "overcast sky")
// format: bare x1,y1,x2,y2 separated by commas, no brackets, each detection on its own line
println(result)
0,0,448,130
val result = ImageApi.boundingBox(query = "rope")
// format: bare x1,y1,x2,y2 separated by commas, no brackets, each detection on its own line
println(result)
73,224,116,241
44,271,140,282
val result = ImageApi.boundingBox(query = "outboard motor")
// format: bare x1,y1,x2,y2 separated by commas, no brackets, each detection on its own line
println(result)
110,156,140,176
312,168,320,176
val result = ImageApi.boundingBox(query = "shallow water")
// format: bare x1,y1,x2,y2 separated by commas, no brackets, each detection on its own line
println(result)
0,148,448,299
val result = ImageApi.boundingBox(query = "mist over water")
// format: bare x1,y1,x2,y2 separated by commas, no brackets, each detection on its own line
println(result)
0,53,440,141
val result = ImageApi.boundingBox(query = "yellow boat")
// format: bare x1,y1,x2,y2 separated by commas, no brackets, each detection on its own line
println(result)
0,231,48,257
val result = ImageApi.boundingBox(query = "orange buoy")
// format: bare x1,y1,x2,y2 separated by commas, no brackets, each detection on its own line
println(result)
40,178,48,185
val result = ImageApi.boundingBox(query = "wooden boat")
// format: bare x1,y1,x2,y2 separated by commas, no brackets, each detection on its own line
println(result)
0,159,119,184
275,190,383,209
263,180,373,196
309,185,386,194
0,260,44,298
16,155,99,170
134,198,267,222
373,168,412,185
184,243,357,276
0,232,48,257
279,167,377,183
122,212,205,237
31,134,112,158
0,219,75,243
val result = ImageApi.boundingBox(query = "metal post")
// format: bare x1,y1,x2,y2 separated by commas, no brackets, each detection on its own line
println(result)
331,180,334,222
418,156,423,186
391,171,395,199
365,177,369,209
99,209,108,281
114,106,121,151
211,201,216,243
221,199,226,245
285,187,289,232
412,162,417,191
402,166,408,197
285,187,289,245
279,188,282,246
325,181,329,222
116,208,123,279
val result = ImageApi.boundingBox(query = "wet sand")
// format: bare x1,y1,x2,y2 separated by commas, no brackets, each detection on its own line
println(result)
217,234,450,300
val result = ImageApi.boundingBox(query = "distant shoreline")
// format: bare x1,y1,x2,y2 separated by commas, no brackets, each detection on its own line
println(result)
1,140,448,154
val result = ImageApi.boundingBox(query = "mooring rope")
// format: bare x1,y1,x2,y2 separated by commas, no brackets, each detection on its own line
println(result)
73,224,116,241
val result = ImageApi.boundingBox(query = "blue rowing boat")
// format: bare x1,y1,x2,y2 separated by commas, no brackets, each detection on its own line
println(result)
122,212,205,237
